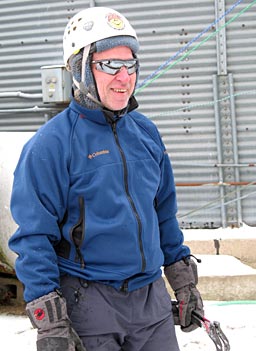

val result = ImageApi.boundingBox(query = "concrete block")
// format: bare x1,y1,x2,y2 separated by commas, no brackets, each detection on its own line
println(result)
184,238,256,268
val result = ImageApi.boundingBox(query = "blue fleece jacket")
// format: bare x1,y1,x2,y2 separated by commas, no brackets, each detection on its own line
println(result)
9,98,189,302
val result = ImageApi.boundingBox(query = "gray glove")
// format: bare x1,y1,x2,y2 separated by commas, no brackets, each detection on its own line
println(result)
26,291,87,351
164,257,204,332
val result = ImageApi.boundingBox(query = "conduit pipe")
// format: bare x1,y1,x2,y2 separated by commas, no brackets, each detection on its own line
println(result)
0,91,42,99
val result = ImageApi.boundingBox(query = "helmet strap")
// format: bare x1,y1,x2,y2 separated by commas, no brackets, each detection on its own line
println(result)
72,77,103,109
80,45,90,87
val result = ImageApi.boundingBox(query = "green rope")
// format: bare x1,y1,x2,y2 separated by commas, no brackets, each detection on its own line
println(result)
148,89,256,119
177,180,256,219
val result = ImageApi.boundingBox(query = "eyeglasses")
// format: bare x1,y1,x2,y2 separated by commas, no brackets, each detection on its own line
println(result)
91,59,138,75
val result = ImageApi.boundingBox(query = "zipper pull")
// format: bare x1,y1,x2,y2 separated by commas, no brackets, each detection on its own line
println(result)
111,121,117,134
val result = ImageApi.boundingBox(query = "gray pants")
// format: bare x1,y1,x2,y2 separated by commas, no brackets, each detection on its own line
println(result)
60,275,180,351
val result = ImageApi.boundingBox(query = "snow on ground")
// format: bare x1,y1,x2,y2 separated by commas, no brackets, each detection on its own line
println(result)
0,301,255,350
176,301,256,350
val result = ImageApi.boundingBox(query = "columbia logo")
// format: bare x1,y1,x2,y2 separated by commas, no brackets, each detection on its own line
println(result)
88,149,110,159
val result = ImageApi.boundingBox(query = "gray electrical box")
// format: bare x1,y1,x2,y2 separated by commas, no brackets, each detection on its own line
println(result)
41,65,72,103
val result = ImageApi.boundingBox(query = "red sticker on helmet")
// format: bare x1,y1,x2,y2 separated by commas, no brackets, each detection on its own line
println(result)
34,308,45,320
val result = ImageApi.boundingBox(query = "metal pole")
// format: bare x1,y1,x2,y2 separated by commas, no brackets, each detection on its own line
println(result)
213,74,227,227
89,0,96,7
228,73,242,225
214,0,227,75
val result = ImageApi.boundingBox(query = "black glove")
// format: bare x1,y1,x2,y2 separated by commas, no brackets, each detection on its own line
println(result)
26,291,87,351
164,257,204,332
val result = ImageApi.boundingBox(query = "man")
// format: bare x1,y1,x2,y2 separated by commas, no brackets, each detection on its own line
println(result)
9,7,204,351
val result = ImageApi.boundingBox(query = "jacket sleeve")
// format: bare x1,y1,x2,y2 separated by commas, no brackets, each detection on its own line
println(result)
8,126,70,302
156,142,190,266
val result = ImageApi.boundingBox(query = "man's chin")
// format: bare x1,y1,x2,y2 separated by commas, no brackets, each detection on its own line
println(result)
105,102,128,112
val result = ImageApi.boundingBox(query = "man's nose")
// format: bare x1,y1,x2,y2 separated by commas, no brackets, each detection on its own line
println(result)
115,66,131,81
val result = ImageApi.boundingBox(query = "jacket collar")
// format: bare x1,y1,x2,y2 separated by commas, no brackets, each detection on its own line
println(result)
69,96,139,125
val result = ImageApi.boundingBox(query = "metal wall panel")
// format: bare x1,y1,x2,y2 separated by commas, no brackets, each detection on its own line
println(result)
0,0,255,227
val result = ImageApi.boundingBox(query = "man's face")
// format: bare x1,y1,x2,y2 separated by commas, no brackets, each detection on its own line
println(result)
91,46,137,111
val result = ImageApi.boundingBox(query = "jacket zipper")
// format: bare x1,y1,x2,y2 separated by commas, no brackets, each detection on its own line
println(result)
111,121,146,278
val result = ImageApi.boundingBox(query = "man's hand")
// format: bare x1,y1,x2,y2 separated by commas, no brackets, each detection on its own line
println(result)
26,291,87,351
164,257,204,332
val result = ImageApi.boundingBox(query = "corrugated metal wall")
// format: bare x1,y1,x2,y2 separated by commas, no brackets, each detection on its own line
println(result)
225,0,256,227
130,0,221,228
0,0,255,228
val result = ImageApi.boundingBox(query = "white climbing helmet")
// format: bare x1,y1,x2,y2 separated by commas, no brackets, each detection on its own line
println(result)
63,7,138,67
